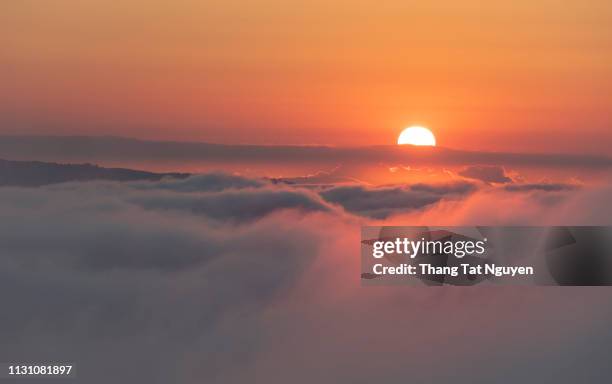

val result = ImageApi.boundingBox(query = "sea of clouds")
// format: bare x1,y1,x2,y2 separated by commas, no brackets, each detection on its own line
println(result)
1,171,612,383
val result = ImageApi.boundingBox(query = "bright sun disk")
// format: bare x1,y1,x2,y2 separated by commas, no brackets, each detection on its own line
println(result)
397,126,436,146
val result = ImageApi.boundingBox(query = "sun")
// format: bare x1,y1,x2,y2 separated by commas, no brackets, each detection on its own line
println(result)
397,126,436,146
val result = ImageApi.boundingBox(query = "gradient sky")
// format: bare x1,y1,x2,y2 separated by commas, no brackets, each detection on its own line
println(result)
2,1,611,153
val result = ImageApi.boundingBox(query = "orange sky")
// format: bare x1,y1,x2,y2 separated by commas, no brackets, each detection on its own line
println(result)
2,0,611,153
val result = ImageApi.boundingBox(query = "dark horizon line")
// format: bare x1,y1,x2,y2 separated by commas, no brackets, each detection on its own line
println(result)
0,134,610,169
0,133,609,157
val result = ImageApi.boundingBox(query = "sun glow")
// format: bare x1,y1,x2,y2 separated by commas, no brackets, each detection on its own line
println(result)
397,126,436,146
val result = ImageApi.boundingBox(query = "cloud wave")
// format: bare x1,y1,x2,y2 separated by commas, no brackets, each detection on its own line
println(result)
320,181,477,219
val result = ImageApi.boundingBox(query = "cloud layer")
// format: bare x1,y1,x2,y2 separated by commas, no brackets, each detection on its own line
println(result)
1,172,611,383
